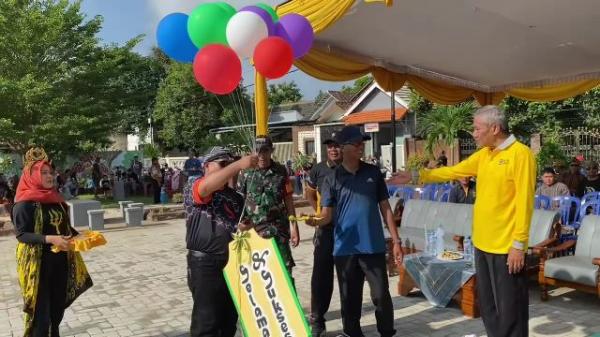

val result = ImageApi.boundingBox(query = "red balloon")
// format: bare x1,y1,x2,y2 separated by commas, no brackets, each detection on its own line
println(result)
193,44,241,95
253,37,294,79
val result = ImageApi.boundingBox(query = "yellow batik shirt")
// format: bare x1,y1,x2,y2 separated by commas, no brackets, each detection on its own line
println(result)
419,135,536,254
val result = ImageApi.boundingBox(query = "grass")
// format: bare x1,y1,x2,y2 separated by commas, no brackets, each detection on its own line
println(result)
77,194,155,209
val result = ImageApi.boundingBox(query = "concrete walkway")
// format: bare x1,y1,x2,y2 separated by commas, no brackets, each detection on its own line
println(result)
1,214,599,337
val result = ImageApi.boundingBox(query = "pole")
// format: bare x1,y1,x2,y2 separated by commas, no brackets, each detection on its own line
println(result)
391,91,397,173
255,71,269,136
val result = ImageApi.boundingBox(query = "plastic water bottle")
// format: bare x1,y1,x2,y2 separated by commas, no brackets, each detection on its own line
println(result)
463,236,472,262
425,229,436,256
160,186,169,204
435,225,445,256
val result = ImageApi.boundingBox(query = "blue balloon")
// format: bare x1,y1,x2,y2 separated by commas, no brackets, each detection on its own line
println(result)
156,13,198,63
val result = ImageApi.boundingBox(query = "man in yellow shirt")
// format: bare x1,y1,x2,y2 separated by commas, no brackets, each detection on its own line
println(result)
390,105,535,337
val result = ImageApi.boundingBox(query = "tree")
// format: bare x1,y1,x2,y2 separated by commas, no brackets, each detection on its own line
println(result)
0,0,163,163
268,81,302,107
408,89,434,116
314,90,329,105
341,75,372,96
416,102,476,162
152,62,252,152
501,88,600,142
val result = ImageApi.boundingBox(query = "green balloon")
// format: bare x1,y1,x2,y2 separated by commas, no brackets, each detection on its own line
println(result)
187,3,234,49
255,3,279,22
215,2,237,17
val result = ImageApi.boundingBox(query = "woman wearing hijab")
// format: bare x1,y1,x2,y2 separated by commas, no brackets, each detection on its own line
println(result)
13,148,92,337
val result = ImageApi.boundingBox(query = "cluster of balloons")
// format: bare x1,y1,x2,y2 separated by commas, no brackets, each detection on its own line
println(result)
156,2,314,95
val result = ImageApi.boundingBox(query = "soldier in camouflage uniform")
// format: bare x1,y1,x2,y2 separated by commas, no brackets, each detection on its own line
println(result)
238,136,300,277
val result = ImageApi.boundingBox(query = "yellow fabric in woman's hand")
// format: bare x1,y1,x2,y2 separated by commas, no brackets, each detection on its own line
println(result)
51,231,107,253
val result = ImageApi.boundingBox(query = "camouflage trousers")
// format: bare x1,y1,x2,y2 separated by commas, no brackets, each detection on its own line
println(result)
275,240,296,274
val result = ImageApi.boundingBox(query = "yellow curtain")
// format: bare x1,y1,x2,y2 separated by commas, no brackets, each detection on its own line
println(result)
249,0,600,134
507,80,600,102
364,0,394,7
277,0,355,34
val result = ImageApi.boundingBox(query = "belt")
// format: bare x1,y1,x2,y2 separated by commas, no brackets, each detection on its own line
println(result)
188,250,226,258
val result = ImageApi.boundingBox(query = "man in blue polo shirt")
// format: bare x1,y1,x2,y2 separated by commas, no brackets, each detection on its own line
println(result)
306,126,403,337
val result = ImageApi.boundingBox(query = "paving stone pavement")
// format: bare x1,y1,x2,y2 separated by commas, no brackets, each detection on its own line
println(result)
1,214,599,337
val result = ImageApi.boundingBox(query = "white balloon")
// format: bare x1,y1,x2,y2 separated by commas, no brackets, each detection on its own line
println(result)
226,11,269,59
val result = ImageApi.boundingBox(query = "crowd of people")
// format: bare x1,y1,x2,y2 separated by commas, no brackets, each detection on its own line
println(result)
535,158,600,199
10,104,544,337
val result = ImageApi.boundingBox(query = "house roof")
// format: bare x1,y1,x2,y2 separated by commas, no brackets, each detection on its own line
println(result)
343,108,408,125
327,90,356,110
272,101,320,121
344,82,410,118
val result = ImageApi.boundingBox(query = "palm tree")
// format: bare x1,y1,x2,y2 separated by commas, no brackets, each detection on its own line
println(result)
416,101,476,164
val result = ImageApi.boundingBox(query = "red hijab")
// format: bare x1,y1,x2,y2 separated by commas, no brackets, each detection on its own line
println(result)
15,161,64,204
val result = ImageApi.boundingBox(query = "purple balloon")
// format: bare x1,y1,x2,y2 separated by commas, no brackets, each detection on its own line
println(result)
275,14,314,59
239,6,274,36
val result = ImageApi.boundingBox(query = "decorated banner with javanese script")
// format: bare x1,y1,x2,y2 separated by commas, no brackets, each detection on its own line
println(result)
224,229,310,337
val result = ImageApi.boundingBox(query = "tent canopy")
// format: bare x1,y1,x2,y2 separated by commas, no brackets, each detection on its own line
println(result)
275,0,600,105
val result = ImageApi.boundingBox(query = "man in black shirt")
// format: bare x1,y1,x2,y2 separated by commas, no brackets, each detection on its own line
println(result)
305,134,342,337
583,161,600,195
186,147,257,337
448,177,476,204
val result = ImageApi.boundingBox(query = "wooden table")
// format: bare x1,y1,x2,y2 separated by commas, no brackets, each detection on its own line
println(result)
398,259,480,318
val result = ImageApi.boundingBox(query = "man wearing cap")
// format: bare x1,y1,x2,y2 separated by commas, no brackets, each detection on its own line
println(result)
186,147,257,337
561,158,585,197
238,136,300,279
306,126,403,337
305,133,342,337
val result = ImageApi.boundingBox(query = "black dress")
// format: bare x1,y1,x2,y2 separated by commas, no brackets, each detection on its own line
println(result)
13,201,91,337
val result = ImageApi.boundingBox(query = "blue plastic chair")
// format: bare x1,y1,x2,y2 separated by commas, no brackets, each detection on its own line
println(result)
551,196,582,228
387,184,400,197
534,195,551,210
552,196,582,248
579,199,600,219
393,186,415,201
420,184,438,201
437,188,451,202
433,184,451,202
581,191,600,206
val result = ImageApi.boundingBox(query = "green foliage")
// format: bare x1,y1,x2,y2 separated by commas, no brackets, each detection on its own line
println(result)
408,89,434,115
268,81,302,107
0,0,165,161
292,152,312,172
416,102,476,155
141,143,161,159
501,87,600,139
152,62,251,151
405,154,431,171
341,76,372,96
0,154,16,173
536,141,569,172
199,133,251,156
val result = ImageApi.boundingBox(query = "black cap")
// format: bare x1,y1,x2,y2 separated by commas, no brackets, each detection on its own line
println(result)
203,146,234,163
255,136,274,152
322,132,339,145
334,126,371,145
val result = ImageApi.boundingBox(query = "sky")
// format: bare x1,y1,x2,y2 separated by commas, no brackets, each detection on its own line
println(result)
79,0,353,100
